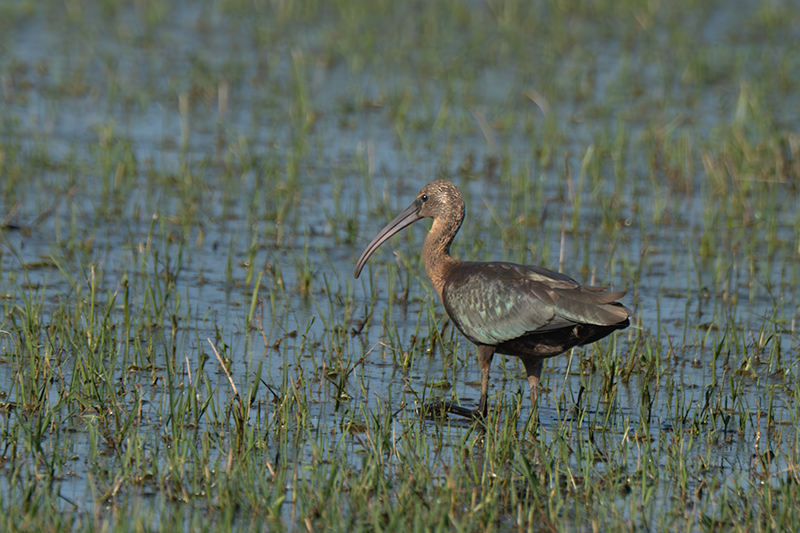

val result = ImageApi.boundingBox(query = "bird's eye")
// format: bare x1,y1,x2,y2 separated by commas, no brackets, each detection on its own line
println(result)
421,194,429,202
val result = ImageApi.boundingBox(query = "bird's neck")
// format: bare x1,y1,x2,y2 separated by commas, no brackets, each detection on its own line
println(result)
423,217,460,299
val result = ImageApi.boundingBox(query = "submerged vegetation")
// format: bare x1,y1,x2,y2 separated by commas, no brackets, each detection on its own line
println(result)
0,0,799,530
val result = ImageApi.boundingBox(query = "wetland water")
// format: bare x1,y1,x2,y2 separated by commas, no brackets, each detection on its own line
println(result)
1,0,799,529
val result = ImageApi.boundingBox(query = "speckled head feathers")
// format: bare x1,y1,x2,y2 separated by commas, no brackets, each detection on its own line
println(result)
415,181,465,224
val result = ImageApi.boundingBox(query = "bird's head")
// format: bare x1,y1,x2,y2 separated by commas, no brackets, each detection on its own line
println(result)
415,181,464,221
354,180,465,278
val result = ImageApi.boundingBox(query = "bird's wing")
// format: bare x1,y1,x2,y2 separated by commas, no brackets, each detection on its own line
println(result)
441,262,631,346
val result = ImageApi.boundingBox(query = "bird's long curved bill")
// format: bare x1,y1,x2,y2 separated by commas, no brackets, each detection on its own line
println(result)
354,203,422,278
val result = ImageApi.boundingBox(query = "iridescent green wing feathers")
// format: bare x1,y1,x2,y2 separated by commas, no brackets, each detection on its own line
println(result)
441,262,631,346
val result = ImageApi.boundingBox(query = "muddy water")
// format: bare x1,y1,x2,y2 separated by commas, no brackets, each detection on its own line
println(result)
1,0,799,517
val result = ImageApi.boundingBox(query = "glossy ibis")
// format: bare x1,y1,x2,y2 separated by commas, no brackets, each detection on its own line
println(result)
354,181,631,419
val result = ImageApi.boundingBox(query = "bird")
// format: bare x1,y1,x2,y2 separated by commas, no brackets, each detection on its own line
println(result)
354,181,632,420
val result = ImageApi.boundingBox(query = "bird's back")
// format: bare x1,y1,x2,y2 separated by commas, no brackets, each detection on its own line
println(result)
441,261,631,348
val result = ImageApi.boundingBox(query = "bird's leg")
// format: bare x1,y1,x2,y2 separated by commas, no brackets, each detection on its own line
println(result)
521,357,543,421
476,345,495,419
419,345,495,421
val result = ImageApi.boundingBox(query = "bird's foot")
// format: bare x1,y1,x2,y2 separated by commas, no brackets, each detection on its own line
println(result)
419,400,483,420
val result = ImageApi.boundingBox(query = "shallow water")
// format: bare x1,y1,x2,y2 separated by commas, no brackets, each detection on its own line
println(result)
1,0,799,525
